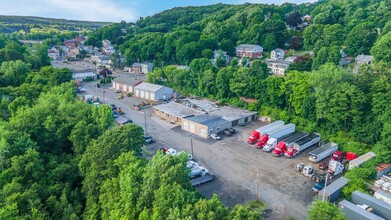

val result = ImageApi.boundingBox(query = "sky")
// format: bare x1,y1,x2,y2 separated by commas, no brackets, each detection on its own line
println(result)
0,0,317,22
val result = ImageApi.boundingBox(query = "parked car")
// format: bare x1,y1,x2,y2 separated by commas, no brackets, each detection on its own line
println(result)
144,135,155,144
319,161,329,170
210,134,221,140
113,111,118,118
121,119,133,125
110,104,117,111
223,129,232,136
228,128,236,134
115,89,121,93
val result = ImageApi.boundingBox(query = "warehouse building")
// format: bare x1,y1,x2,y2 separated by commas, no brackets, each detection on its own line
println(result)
134,82,174,101
182,114,230,138
153,102,205,125
339,190,391,220
111,75,143,94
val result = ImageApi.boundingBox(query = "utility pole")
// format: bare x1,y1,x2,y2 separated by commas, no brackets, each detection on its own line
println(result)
144,107,147,135
190,135,194,157
256,172,260,203
322,173,329,202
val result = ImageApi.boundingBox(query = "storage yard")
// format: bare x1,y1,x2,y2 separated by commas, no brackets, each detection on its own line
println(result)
79,77,389,220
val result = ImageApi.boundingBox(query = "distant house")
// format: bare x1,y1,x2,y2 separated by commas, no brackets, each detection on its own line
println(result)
354,54,374,75
74,36,84,44
127,62,153,74
102,40,111,48
265,59,293,76
79,45,93,54
173,65,190,71
48,47,60,60
270,48,285,60
91,55,110,66
211,50,230,66
67,47,80,59
64,39,77,47
102,46,115,55
339,50,352,66
236,44,263,58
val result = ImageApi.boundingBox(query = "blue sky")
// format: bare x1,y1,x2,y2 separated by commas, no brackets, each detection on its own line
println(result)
0,0,316,22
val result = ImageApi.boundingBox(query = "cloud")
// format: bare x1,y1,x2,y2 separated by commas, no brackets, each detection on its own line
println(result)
0,0,138,22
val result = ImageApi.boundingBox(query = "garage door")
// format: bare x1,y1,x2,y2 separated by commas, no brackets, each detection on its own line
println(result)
150,93,155,100
116,83,119,90
145,91,150,100
232,120,239,127
140,91,145,98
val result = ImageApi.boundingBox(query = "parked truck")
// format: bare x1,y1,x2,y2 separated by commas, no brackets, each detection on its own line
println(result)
262,124,296,152
348,151,376,170
308,142,338,162
330,150,358,164
256,123,289,149
247,120,284,144
328,160,344,179
284,133,321,158
272,132,308,157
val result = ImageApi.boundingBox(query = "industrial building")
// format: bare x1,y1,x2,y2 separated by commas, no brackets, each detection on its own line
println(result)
317,177,349,202
153,102,205,125
134,82,174,101
111,75,143,94
339,190,391,220
182,114,230,138
152,98,257,138
72,69,97,81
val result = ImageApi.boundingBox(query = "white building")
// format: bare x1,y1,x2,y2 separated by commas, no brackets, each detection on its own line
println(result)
134,82,173,101
265,59,292,76
270,48,285,60
354,55,374,75
48,47,59,60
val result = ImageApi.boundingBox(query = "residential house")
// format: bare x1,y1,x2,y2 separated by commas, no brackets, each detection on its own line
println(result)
236,44,263,58
211,50,230,66
102,46,115,55
354,54,374,75
285,56,298,62
102,40,111,48
78,45,93,54
67,47,80,59
91,55,111,66
64,39,77,47
48,47,60,60
127,62,153,74
61,46,70,56
270,48,285,60
265,59,292,76
339,50,352,66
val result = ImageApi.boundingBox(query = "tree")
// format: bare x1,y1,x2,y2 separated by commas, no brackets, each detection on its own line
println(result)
308,201,345,220
345,22,377,56
285,11,302,27
0,60,30,87
371,32,391,62
24,43,51,70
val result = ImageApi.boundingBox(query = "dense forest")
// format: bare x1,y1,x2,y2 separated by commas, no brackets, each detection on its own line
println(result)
1,0,391,219
0,15,111,34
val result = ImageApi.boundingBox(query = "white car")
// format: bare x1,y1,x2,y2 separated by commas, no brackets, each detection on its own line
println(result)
210,134,221,140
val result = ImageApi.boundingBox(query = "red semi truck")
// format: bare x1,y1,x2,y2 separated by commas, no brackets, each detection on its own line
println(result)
272,132,308,157
247,120,284,144
284,133,321,158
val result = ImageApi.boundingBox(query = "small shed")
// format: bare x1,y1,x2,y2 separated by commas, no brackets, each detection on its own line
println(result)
318,177,349,202
376,164,391,179
134,82,173,101
182,114,230,138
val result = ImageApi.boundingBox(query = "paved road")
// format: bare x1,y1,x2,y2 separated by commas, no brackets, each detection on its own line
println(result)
79,80,317,220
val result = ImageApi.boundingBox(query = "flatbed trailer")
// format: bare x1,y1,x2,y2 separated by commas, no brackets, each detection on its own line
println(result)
191,175,216,186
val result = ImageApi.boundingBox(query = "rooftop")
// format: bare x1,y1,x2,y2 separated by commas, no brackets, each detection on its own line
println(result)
376,163,391,172
134,82,165,92
265,59,292,65
112,74,143,86
339,200,385,220
236,44,262,49
154,102,205,118
356,55,374,63
186,114,228,127
324,177,349,195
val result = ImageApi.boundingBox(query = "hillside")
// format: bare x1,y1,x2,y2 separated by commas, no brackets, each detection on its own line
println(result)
0,15,112,33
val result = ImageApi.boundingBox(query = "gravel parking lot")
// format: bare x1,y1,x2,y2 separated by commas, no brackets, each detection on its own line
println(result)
77,77,320,220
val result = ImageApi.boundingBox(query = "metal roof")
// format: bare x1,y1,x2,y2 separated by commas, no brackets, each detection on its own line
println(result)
350,152,376,165
153,102,205,118
355,55,374,63
339,200,385,220
186,114,228,127
236,44,262,50
324,177,349,195
295,133,320,145
134,82,166,92
112,75,143,86
309,142,338,155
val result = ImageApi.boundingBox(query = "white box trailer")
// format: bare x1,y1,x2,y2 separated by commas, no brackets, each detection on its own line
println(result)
348,151,376,170
374,190,391,205
309,142,338,162
256,120,284,134
268,123,296,139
